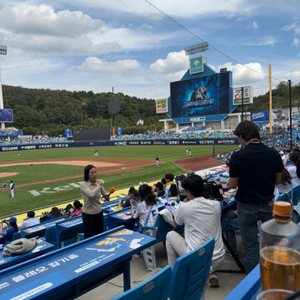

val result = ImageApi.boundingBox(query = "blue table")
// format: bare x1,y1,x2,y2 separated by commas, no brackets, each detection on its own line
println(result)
0,239,55,271
55,216,83,248
21,218,65,239
224,265,260,300
0,226,156,300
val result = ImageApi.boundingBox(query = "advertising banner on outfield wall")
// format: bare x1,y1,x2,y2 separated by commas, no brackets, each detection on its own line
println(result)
0,138,239,151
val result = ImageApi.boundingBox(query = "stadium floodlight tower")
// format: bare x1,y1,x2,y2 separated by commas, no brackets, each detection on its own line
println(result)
184,42,209,56
0,45,7,130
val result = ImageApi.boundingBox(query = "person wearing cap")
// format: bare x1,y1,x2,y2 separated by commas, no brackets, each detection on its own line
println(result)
0,217,18,246
229,121,283,274
21,211,40,229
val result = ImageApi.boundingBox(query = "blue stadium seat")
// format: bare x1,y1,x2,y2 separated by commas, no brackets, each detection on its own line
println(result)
43,226,59,249
141,214,183,270
12,232,21,241
168,238,215,300
111,265,172,300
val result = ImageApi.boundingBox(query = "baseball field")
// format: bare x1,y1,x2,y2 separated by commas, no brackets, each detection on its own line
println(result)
0,145,236,219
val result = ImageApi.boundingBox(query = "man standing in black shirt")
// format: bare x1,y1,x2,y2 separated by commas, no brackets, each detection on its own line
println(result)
229,121,283,274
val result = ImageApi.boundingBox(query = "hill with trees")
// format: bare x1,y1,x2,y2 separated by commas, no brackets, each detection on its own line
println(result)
2,85,166,136
2,82,300,136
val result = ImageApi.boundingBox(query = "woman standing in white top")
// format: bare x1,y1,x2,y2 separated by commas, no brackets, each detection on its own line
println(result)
284,152,300,187
80,165,106,239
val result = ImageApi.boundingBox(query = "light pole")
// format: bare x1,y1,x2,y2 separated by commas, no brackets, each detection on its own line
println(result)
0,45,7,130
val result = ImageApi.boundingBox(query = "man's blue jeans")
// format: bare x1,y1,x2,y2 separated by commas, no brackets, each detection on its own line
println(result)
237,201,273,274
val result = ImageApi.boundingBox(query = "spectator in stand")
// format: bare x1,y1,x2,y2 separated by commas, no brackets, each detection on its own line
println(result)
64,204,74,219
186,170,195,177
155,181,165,197
284,152,300,187
71,200,83,218
80,165,104,239
0,217,18,246
177,174,187,201
276,167,293,195
229,121,282,274
164,173,176,197
123,186,139,208
166,175,225,287
21,211,40,229
131,184,158,232
48,207,63,220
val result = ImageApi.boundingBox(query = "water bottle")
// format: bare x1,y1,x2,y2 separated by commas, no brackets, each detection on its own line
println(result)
259,201,300,291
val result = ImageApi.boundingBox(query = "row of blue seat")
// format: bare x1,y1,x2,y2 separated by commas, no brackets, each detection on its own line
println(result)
112,238,215,300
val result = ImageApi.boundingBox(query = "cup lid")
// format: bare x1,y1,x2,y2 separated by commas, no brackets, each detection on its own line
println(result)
273,201,291,217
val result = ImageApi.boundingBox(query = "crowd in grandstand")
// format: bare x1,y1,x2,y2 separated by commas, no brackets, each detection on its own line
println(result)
0,135,70,146
111,129,235,141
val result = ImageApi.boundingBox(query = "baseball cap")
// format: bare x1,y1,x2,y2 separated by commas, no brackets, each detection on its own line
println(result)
7,217,17,223
279,151,284,154
273,108,282,113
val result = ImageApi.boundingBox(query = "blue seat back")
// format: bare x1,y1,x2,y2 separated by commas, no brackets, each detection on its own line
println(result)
44,227,59,249
155,214,175,242
168,238,215,300
12,232,21,241
291,185,300,205
277,186,299,206
111,265,172,300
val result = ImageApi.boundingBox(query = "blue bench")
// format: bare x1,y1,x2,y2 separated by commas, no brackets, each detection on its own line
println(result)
0,226,156,299
21,217,65,239
0,239,54,271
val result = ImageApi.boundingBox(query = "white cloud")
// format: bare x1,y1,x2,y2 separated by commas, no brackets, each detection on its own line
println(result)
250,21,259,29
282,22,300,34
292,38,300,47
150,51,189,82
6,34,122,56
75,57,140,75
282,22,298,31
0,4,101,37
0,4,124,56
244,36,277,46
218,62,265,86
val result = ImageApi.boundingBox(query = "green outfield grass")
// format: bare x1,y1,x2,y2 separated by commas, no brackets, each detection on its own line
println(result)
0,145,237,217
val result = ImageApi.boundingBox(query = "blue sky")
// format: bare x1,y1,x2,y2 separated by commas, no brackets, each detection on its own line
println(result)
0,0,299,100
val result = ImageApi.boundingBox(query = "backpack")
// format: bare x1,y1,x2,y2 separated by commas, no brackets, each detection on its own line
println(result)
203,180,224,201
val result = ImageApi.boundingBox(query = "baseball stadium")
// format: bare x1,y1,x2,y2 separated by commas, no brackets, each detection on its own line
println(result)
0,1,300,300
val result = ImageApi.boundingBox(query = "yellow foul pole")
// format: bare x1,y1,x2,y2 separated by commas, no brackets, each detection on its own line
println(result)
269,65,272,134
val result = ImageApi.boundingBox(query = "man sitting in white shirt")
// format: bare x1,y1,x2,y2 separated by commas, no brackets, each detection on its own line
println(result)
21,211,40,229
166,174,225,288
